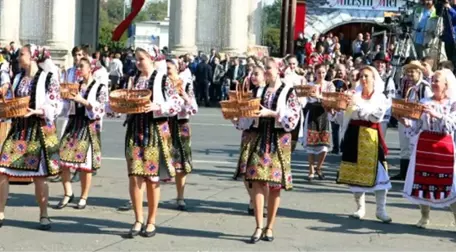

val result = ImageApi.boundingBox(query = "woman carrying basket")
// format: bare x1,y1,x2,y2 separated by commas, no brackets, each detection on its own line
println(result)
166,59,198,211
233,58,300,243
233,66,269,217
402,69,456,228
55,57,108,210
301,64,335,180
124,47,183,238
0,44,61,230
332,66,392,223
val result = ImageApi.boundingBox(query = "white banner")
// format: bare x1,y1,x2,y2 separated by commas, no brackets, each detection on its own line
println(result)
321,0,407,11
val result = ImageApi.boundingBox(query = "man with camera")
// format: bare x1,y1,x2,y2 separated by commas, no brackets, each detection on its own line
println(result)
410,0,441,59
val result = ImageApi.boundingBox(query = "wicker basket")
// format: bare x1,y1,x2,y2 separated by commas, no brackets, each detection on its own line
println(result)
228,77,252,100
109,89,152,114
295,85,317,98
392,88,424,120
0,84,31,118
238,98,261,118
220,100,238,119
322,91,350,111
237,79,260,118
60,69,80,99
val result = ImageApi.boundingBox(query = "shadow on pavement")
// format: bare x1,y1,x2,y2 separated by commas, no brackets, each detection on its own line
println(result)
307,215,456,242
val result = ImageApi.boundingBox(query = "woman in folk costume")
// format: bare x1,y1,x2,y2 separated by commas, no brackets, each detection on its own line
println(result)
50,46,85,184
334,66,392,223
402,69,456,228
0,44,61,230
301,64,335,180
166,59,198,211
233,66,269,217
55,57,108,210
124,47,183,238
393,61,433,181
233,58,300,243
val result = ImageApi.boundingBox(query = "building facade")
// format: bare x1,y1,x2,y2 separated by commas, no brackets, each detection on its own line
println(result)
168,0,264,56
296,0,407,39
0,0,99,68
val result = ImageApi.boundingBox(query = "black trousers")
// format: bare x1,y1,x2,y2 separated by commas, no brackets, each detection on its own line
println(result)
331,122,340,153
445,41,456,68
197,81,210,105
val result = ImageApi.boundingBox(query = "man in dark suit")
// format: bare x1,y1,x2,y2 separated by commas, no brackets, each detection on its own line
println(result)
225,57,245,90
8,42,20,78
195,55,213,107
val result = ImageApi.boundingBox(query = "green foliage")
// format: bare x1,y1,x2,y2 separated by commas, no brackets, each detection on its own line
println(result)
98,0,168,50
263,27,281,56
262,0,282,55
263,0,282,29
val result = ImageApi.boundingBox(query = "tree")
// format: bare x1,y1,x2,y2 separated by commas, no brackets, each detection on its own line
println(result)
263,0,282,29
262,0,282,55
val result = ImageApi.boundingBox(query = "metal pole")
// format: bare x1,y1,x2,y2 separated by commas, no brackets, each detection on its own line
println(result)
287,0,297,55
280,0,289,57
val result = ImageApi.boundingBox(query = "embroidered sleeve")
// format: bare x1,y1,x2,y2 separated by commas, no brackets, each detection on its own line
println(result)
182,82,198,116
277,90,300,132
405,119,423,138
441,101,456,133
156,77,184,117
87,85,108,120
39,77,61,122
234,118,254,131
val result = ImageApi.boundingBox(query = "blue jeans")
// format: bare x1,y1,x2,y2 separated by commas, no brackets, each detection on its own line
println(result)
221,85,230,100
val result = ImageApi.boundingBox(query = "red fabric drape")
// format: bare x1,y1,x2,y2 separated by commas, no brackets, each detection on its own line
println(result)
112,0,146,41
294,3,306,39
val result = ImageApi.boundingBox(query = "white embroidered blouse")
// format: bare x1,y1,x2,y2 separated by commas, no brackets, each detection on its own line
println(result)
406,98,456,137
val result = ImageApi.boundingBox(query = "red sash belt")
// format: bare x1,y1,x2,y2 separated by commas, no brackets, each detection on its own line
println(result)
350,120,388,156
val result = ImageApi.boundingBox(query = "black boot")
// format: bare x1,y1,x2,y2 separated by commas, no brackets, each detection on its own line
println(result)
391,159,409,181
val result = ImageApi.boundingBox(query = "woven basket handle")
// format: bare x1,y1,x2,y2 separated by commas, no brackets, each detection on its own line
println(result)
241,77,250,98
236,80,241,100
404,87,415,102
1,81,15,103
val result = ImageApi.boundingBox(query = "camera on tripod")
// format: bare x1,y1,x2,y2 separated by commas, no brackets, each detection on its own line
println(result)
384,0,418,34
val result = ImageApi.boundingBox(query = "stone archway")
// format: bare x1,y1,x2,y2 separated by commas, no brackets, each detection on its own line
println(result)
304,8,386,37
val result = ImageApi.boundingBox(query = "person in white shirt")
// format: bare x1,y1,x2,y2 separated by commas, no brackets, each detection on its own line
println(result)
109,53,123,91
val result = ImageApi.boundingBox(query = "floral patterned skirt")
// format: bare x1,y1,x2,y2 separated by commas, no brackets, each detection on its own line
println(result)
59,116,102,172
233,129,256,179
245,129,293,190
169,117,193,174
303,102,331,154
125,115,175,180
0,117,59,177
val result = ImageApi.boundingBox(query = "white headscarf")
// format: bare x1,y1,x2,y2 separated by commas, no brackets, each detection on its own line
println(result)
342,66,386,140
354,65,385,94
435,69,456,100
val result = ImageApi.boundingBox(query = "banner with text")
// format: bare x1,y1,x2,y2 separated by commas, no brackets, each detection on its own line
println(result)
321,0,407,11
